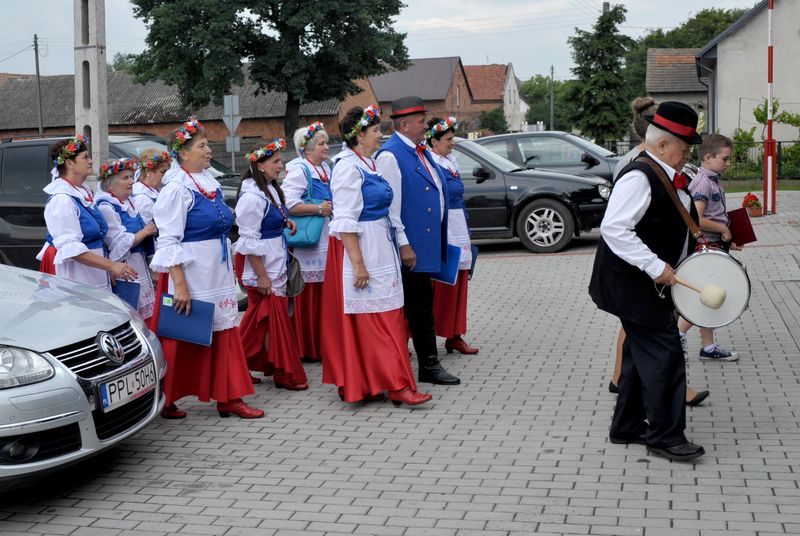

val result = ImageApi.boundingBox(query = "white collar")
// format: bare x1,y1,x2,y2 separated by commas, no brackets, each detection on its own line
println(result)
162,166,221,194
132,181,159,199
396,132,420,149
43,178,94,206
240,178,281,206
644,150,678,180
95,191,137,216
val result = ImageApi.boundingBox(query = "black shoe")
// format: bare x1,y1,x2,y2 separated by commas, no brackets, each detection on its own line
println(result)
418,356,461,385
608,381,619,394
609,433,646,446
686,390,710,407
647,442,705,462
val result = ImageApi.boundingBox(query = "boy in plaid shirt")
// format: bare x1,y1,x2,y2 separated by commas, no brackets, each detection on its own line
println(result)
678,134,740,362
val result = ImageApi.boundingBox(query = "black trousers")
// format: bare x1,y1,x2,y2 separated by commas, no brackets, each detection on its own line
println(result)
612,318,687,448
401,271,437,359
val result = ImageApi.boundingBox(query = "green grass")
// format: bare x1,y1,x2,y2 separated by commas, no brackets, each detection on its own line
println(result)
722,179,800,192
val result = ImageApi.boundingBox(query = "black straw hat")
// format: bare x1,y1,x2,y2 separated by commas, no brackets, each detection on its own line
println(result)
646,101,702,144
389,96,427,119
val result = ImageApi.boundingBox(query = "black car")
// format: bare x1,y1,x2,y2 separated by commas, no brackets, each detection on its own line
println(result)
474,131,621,182
453,138,610,253
0,135,238,270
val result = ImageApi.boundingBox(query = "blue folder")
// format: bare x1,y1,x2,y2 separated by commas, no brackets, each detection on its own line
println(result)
430,244,462,286
112,280,140,310
468,245,479,281
156,294,214,347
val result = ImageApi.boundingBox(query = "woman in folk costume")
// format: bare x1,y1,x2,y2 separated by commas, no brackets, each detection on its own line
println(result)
150,118,263,420
131,149,170,225
94,157,158,320
321,105,432,406
283,122,333,362
426,117,479,355
234,139,308,390
38,135,138,287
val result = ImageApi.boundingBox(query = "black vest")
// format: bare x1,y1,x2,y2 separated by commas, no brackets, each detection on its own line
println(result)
588,154,698,328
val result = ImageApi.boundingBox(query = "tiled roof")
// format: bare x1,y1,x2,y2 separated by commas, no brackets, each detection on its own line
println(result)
0,71,339,130
463,64,508,101
369,57,463,102
646,48,706,93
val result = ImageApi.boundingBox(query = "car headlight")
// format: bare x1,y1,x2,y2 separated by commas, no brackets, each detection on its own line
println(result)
598,183,611,200
0,347,55,389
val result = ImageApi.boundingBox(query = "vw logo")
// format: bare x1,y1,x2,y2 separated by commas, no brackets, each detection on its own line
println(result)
97,332,126,365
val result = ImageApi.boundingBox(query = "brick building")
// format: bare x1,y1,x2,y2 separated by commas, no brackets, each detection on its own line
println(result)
369,57,478,131
0,71,378,157
463,63,529,132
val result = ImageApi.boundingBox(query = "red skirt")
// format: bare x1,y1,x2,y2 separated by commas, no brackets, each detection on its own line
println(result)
432,269,469,338
240,287,307,386
149,273,254,404
292,281,324,360
39,245,56,275
320,236,416,402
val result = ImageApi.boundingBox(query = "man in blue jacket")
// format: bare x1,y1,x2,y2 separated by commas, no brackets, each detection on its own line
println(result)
376,96,460,385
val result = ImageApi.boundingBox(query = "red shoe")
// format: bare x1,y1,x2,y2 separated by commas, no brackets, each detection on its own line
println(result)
364,392,386,403
161,403,186,419
216,399,265,419
445,337,479,355
274,381,309,391
388,388,432,407
250,374,262,385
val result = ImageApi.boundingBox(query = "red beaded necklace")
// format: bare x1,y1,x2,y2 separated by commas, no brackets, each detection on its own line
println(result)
307,159,329,182
352,149,376,172
61,178,93,203
181,167,217,200
110,191,135,211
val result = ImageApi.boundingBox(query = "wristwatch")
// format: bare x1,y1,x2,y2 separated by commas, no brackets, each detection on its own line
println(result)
317,205,323,215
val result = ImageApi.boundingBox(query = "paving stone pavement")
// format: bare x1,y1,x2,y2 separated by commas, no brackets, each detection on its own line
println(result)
2,192,800,536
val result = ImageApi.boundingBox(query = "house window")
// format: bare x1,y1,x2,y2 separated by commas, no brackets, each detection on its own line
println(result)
456,85,460,108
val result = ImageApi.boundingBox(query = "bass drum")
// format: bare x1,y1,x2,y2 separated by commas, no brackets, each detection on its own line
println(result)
673,249,751,328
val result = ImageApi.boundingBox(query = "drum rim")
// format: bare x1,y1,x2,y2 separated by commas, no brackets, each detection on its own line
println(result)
673,249,751,328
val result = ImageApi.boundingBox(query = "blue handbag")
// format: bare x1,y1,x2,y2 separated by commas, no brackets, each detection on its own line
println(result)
284,163,326,248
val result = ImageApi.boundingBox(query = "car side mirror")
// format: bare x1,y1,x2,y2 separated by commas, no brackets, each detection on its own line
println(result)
473,166,492,184
581,153,600,167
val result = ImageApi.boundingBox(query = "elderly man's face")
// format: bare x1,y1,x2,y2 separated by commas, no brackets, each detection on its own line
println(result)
401,113,428,144
657,137,691,171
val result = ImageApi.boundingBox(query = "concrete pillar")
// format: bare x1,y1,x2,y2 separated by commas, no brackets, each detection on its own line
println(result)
74,0,108,171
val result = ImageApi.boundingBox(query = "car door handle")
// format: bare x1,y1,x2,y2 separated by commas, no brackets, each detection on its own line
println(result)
510,186,518,190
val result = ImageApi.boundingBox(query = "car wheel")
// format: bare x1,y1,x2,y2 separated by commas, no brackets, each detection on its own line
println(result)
516,199,575,253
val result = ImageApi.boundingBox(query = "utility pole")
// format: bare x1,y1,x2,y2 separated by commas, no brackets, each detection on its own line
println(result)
549,65,555,131
603,2,609,14
34,34,44,137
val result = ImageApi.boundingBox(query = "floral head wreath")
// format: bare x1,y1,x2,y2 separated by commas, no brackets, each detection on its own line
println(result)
302,122,325,147
247,138,286,162
426,116,459,140
142,150,171,170
344,105,381,141
99,157,138,180
54,134,90,166
171,118,204,158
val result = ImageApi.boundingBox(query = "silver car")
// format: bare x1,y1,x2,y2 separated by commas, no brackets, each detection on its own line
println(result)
0,265,167,488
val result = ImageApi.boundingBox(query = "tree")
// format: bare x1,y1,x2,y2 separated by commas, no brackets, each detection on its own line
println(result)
130,0,408,136
566,4,633,140
479,108,508,134
519,75,576,131
623,8,747,99
110,52,138,73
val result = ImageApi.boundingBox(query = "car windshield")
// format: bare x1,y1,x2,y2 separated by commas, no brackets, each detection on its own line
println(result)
113,138,237,178
564,133,617,157
455,139,523,172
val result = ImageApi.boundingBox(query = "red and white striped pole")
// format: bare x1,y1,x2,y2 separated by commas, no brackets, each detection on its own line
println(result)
764,0,776,213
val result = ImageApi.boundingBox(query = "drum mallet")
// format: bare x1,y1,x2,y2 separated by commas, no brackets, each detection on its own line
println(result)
674,276,727,309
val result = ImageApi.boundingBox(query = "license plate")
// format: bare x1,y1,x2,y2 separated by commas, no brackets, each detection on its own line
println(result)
98,362,157,413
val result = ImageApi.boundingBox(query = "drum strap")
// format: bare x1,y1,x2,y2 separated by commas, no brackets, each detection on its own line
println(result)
639,157,704,241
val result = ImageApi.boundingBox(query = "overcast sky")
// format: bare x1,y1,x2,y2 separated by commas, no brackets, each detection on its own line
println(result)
0,0,760,82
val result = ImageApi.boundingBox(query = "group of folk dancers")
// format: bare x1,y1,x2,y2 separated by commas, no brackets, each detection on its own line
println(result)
39,96,477,418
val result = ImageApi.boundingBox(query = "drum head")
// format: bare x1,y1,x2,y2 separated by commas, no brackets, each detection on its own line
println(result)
673,250,751,328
